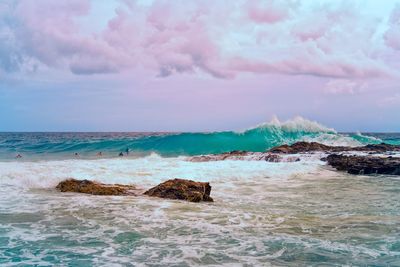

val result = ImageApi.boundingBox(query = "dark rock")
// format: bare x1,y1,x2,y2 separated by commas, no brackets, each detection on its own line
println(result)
188,142,400,163
324,154,400,175
269,141,400,154
269,142,332,153
144,178,213,202
359,143,400,153
188,150,248,162
264,153,282,162
56,179,140,196
188,151,300,163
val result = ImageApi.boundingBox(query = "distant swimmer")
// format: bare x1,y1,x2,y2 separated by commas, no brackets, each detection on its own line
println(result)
125,148,130,155
15,154,22,159
119,152,124,157
96,152,103,156
74,153,79,157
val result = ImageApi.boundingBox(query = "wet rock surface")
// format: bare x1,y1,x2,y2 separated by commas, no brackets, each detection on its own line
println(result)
56,179,140,196
324,154,400,175
144,178,213,202
188,151,300,162
188,142,400,163
188,150,249,162
268,141,400,154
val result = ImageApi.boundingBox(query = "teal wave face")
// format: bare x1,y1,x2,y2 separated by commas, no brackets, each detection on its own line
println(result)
0,118,399,160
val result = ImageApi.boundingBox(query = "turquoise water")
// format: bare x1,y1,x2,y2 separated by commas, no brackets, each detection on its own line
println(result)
0,118,400,266
0,122,397,161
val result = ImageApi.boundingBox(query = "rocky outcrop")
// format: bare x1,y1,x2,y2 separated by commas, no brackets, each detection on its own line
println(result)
269,142,400,154
188,150,248,162
56,179,140,196
269,142,333,154
188,151,299,162
324,154,400,175
144,178,213,202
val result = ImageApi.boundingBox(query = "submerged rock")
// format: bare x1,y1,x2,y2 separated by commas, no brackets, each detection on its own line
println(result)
269,141,400,154
263,153,282,162
144,178,213,202
188,150,248,162
56,179,140,196
188,151,299,163
324,154,400,175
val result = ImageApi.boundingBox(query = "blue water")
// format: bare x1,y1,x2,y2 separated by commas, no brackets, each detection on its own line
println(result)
0,129,398,160
1,118,400,266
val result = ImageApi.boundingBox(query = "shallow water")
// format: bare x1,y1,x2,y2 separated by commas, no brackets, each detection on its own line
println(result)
1,156,400,266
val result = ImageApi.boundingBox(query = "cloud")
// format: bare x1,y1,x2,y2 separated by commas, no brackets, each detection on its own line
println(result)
246,0,293,24
384,4,400,50
378,93,400,107
0,0,398,80
323,79,367,95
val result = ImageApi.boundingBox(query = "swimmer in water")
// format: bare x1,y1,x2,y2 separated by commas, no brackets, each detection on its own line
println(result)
119,152,124,157
15,154,22,159
74,153,79,157
125,148,130,155
96,152,103,156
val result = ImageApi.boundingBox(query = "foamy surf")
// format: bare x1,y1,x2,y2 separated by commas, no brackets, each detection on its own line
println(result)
0,117,391,161
1,155,399,265
1,118,400,266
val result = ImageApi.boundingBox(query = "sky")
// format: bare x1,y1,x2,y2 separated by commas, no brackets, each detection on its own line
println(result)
0,0,400,132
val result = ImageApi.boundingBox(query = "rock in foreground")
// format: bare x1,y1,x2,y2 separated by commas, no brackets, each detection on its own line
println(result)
56,179,140,196
324,154,400,175
144,178,213,202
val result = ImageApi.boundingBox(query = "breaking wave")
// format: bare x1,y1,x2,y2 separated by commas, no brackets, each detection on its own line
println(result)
0,116,390,159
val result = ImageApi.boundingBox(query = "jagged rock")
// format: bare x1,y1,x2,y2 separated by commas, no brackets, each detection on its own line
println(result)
188,150,249,162
359,143,400,153
56,179,140,196
144,178,213,202
324,154,400,175
263,153,282,162
269,142,332,153
188,151,300,163
269,142,400,154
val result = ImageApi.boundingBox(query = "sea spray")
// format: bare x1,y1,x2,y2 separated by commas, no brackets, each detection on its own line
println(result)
0,117,388,160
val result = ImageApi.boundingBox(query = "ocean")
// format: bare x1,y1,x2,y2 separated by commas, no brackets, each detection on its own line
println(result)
1,117,400,266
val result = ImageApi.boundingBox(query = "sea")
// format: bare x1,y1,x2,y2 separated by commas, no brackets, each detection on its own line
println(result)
0,117,400,266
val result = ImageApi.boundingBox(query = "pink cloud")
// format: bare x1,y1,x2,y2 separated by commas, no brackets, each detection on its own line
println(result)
323,79,367,95
246,0,292,24
385,4,400,50
0,0,398,81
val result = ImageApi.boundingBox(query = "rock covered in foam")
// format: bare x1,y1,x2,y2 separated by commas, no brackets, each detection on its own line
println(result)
144,178,213,202
324,154,400,175
188,150,248,162
56,179,140,196
188,151,300,162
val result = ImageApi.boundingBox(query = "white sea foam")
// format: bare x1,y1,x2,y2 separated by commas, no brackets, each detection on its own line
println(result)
301,133,363,147
0,154,320,190
247,115,336,133
0,155,399,265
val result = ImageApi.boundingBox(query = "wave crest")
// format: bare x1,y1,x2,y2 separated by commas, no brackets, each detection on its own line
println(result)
0,116,386,159
250,116,335,134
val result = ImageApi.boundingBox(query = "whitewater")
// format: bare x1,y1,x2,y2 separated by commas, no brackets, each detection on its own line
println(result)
0,117,400,266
